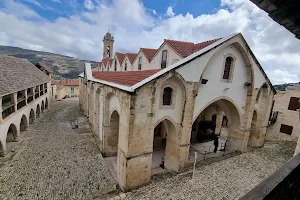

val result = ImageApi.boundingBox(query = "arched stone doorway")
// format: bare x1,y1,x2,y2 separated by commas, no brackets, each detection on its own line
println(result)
20,115,28,132
36,104,41,118
41,101,45,112
45,98,49,109
104,110,119,156
29,109,35,124
248,110,258,147
191,98,241,154
6,124,18,142
152,118,178,173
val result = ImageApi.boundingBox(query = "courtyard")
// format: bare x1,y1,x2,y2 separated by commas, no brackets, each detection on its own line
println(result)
0,98,296,200
0,98,116,199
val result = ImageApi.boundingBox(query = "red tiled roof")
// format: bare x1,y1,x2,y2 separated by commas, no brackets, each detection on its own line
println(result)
92,69,161,86
62,79,79,86
51,80,59,85
126,53,137,64
115,52,126,64
141,48,157,62
193,38,222,53
102,58,113,67
163,38,222,58
165,40,195,58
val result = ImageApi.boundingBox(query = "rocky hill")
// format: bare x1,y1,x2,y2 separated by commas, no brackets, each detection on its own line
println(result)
0,45,98,80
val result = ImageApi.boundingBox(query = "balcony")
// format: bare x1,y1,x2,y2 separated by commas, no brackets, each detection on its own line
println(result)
2,103,15,119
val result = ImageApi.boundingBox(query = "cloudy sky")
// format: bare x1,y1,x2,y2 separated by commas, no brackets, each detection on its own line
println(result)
0,0,299,84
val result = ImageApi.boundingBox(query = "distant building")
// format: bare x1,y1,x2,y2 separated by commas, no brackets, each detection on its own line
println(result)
79,32,275,191
51,79,79,100
268,86,300,138
0,55,50,156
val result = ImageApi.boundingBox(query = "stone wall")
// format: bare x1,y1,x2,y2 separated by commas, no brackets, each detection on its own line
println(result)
267,89,300,138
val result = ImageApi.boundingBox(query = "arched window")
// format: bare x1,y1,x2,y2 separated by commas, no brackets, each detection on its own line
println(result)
114,59,117,71
223,57,233,80
163,87,173,105
125,60,127,71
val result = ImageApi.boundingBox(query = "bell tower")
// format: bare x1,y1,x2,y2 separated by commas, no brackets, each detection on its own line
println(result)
103,31,114,59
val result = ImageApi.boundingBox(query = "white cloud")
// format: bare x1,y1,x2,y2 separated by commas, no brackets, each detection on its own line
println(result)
0,0,300,84
51,0,62,3
84,0,95,10
267,69,299,84
166,6,175,17
23,0,42,7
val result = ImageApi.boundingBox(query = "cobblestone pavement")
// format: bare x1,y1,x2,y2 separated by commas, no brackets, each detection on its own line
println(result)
125,140,296,200
0,98,116,200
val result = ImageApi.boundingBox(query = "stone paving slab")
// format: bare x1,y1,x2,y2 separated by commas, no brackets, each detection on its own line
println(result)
124,141,296,200
0,98,116,200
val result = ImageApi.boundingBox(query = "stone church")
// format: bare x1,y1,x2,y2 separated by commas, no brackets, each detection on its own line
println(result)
79,32,276,191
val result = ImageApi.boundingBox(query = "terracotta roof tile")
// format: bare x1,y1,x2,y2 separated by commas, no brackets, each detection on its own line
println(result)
51,80,59,85
163,38,222,58
126,53,137,64
141,48,157,62
62,79,79,86
92,69,160,86
115,52,126,64
193,38,222,53
102,58,113,67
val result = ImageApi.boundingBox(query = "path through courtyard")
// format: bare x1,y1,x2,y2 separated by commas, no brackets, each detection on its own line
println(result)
0,98,116,200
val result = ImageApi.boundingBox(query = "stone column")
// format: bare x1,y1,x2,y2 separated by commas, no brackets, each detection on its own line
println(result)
13,93,17,112
25,89,28,105
215,112,223,135
32,87,36,100
117,88,153,192
167,82,197,172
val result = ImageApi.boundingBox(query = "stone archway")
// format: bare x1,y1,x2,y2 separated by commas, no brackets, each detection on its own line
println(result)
29,109,35,124
6,124,18,142
20,114,29,132
36,104,41,118
45,98,49,109
41,101,45,112
248,110,258,147
192,98,242,152
104,110,120,156
152,118,178,172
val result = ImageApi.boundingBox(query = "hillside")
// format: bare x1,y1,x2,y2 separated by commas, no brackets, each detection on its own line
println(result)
0,45,98,80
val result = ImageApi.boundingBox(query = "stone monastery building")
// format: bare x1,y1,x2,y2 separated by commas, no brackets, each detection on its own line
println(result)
0,55,51,156
79,32,276,191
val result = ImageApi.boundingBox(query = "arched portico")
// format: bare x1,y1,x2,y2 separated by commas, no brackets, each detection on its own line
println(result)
41,101,45,112
20,114,29,132
29,109,35,124
45,98,49,109
248,83,270,148
6,124,19,143
192,97,243,152
102,92,121,156
36,104,41,118
152,117,179,173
